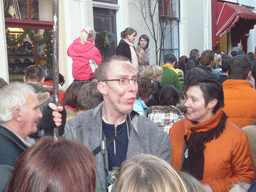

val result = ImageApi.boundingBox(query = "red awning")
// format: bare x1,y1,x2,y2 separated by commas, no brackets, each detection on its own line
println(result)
216,2,256,46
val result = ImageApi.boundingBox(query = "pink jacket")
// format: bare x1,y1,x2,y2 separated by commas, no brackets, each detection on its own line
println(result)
67,38,102,80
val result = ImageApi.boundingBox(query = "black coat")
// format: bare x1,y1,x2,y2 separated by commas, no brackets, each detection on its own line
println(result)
116,39,135,62
0,126,28,167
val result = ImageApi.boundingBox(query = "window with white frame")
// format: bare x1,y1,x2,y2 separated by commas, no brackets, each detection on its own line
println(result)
159,0,180,63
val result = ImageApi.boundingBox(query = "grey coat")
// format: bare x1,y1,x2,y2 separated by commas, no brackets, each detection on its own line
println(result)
63,102,172,192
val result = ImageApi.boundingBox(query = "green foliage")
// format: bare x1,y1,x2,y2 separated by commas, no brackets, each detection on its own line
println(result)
98,30,112,49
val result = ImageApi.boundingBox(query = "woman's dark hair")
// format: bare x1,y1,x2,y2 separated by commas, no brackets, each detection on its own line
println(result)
121,27,137,39
6,137,96,192
252,59,256,80
159,85,179,106
184,77,224,114
138,76,157,100
45,71,65,86
77,81,103,111
138,34,149,48
63,81,86,108
178,55,188,73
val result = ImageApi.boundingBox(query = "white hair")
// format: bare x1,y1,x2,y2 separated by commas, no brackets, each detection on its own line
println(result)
79,27,96,45
0,83,35,123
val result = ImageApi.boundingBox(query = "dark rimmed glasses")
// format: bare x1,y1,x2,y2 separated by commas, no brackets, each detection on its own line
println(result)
102,78,141,86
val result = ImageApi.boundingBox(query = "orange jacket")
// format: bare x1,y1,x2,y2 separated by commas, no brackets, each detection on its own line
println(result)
223,79,256,128
169,108,255,192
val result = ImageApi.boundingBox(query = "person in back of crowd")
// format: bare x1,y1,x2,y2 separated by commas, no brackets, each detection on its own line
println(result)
43,71,66,104
177,55,189,83
67,27,102,81
23,65,47,93
147,85,184,133
5,136,96,192
133,76,158,116
143,64,163,107
114,153,206,192
197,50,218,79
63,81,86,119
0,83,64,190
64,82,103,140
218,59,231,84
0,78,8,89
212,52,222,78
23,65,58,139
188,49,200,70
136,34,150,67
76,81,103,116
185,67,207,85
169,77,255,192
223,55,256,128
161,54,183,94
116,27,138,70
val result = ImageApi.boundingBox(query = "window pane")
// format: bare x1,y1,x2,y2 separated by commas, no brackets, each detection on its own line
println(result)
4,0,39,20
159,0,179,18
160,19,179,63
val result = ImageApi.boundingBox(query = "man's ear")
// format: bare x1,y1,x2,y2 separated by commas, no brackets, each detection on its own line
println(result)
23,76,26,83
246,71,252,80
208,99,218,110
13,107,22,122
97,81,107,95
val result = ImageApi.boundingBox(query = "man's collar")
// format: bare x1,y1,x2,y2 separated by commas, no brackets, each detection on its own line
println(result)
0,124,31,147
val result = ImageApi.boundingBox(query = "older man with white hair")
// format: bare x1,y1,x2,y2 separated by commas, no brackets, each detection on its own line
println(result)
0,83,64,167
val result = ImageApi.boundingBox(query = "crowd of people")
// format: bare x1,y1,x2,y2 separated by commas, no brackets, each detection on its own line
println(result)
1,26,256,192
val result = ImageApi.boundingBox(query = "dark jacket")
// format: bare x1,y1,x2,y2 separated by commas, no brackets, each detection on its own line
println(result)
197,65,218,79
116,39,134,62
0,126,28,167
188,58,196,70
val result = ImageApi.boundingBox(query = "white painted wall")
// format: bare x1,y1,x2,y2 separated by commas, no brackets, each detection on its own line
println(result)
60,0,94,88
184,0,205,56
0,0,9,82
128,0,157,65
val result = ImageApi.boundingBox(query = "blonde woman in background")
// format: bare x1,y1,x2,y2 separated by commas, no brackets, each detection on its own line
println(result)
212,52,222,78
67,27,102,81
114,153,205,192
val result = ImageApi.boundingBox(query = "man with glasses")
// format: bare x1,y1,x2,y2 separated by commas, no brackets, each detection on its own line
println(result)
64,55,172,192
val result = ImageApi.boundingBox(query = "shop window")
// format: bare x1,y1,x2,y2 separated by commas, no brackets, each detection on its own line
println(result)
4,0,39,20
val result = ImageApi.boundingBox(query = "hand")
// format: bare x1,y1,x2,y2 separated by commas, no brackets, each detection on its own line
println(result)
202,184,213,192
48,103,64,127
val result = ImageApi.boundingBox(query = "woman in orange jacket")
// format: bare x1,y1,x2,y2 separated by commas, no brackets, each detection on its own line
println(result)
169,77,255,192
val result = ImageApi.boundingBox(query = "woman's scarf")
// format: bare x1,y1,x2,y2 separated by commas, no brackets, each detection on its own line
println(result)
124,39,138,69
136,45,150,66
181,112,228,180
